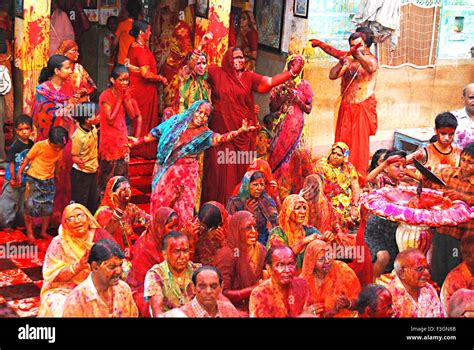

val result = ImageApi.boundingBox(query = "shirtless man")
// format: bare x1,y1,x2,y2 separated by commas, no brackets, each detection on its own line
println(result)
328,32,379,181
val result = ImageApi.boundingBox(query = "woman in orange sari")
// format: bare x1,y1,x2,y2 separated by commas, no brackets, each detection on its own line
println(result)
301,239,361,318
127,20,167,158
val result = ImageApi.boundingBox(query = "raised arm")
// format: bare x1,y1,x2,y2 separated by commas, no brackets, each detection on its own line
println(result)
211,119,258,146
329,59,350,80
256,57,304,93
309,39,346,59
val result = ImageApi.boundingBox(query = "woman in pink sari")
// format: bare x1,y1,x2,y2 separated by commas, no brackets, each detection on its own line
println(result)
269,55,313,196
31,55,77,224
127,206,179,317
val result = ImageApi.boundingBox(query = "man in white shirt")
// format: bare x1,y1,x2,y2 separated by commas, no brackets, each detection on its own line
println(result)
451,83,474,148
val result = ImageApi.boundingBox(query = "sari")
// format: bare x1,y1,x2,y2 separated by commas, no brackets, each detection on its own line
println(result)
95,176,151,259
31,80,76,223
128,41,160,159
150,100,215,226
227,170,278,245
236,11,258,71
38,203,105,317
300,174,355,249
127,206,176,317
315,142,359,224
267,194,322,270
192,201,229,265
215,211,266,313
269,55,313,172
174,52,211,114
301,240,360,317
55,40,96,101
202,47,264,205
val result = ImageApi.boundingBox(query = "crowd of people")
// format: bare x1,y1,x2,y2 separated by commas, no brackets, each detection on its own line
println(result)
0,4,472,318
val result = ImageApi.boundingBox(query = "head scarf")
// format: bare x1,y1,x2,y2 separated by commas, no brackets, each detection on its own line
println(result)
278,194,309,248
195,201,229,265
300,174,334,232
55,39,79,56
300,239,331,302
328,142,350,165
221,47,245,87
152,100,213,189
318,142,354,198
232,159,276,196
100,176,129,210
238,170,265,202
284,54,304,88
42,203,100,296
127,206,177,290
225,211,265,288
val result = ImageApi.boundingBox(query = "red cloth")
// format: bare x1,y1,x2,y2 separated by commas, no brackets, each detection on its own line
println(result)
128,43,160,159
348,209,374,287
202,48,263,205
98,88,129,161
127,207,176,317
335,94,377,180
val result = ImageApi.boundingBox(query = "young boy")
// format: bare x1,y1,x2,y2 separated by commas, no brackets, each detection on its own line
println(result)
17,126,68,242
431,142,474,287
71,102,100,214
407,112,462,178
0,115,34,228
364,150,408,279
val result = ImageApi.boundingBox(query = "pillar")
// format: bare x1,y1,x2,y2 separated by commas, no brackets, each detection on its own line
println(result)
194,0,231,66
14,1,50,115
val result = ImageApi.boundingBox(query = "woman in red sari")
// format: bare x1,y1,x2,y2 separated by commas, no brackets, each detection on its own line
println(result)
236,10,258,71
127,206,179,317
215,211,266,315
127,20,167,159
32,55,77,224
200,42,304,206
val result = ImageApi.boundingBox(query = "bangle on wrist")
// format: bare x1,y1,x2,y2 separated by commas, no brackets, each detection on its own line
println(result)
289,69,297,77
70,265,76,275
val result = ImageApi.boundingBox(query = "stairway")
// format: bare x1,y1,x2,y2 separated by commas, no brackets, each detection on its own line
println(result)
128,157,154,214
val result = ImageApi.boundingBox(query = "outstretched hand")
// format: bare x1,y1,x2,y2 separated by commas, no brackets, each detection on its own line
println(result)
309,39,321,48
239,119,259,133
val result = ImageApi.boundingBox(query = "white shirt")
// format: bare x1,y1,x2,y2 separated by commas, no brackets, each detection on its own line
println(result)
451,107,474,148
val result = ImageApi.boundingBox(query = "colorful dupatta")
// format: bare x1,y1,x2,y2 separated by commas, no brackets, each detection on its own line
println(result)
316,142,359,220
150,100,213,189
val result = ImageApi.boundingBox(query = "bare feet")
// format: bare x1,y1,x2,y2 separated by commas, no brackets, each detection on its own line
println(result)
26,232,35,244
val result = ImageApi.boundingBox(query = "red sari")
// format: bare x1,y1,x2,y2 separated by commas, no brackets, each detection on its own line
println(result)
202,48,263,205
128,42,160,159
127,207,176,317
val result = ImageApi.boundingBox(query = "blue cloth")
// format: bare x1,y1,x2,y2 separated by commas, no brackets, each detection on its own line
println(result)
150,100,213,189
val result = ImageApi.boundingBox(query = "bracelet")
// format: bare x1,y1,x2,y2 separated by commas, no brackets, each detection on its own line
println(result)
70,265,76,275
114,207,124,215
113,209,124,221
289,69,297,77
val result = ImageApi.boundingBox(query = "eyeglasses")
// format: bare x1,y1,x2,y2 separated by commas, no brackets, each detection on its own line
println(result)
66,213,87,223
